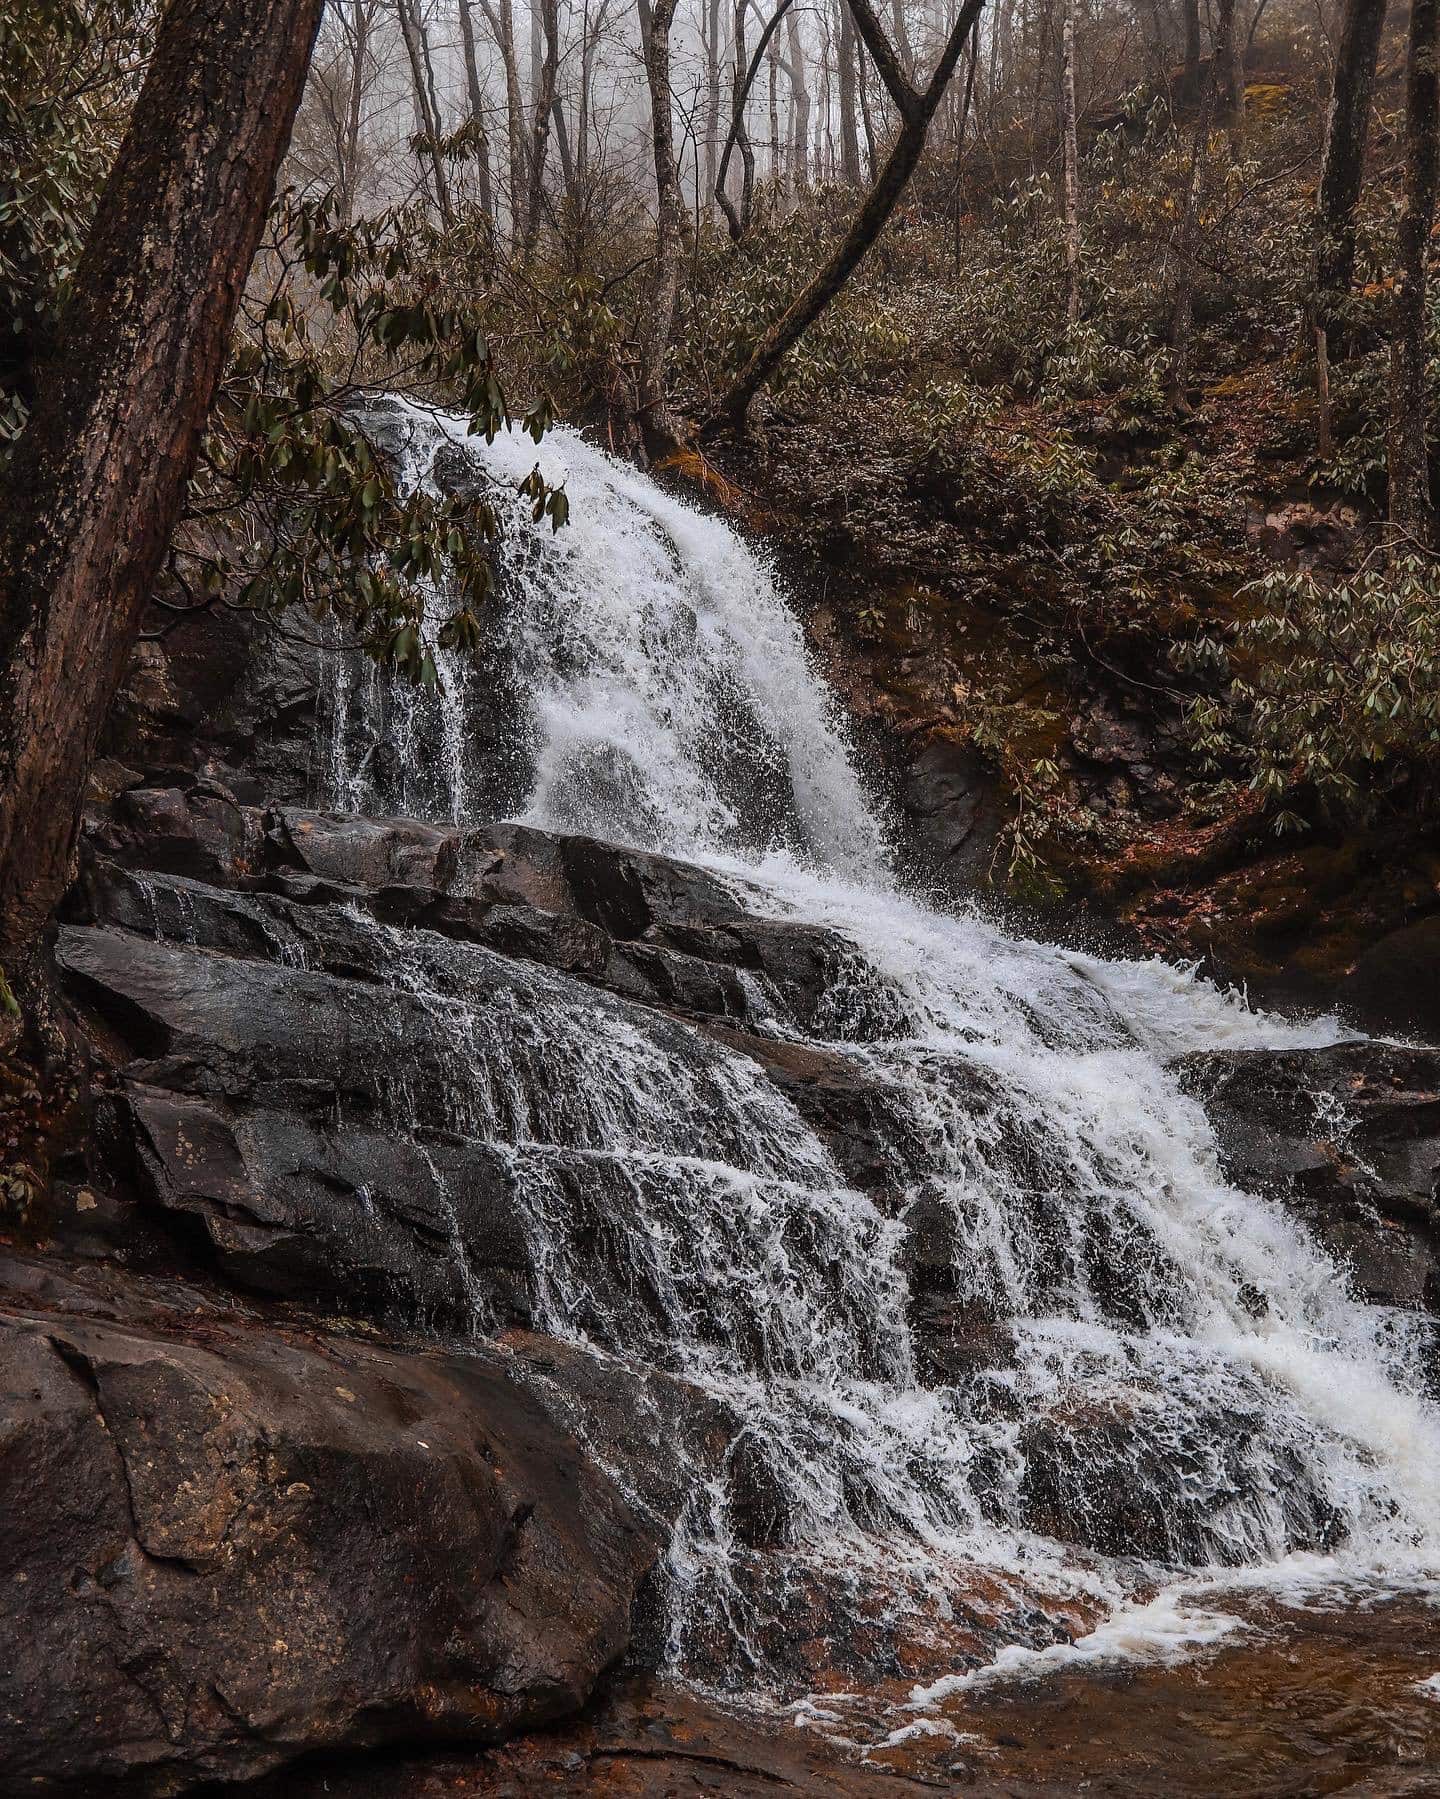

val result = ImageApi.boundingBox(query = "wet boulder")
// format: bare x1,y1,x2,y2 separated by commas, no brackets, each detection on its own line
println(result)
0,1254,660,1795
1177,1041,1440,1312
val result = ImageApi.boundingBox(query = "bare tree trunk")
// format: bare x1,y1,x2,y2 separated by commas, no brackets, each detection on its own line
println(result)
769,38,782,182
397,0,455,225
1168,60,1214,405
476,0,529,242
1214,0,1242,143
1390,0,1440,545
339,0,371,222
0,0,323,976
705,0,724,217
522,0,560,255
1313,0,1389,347
1182,0,1200,95
839,0,863,182
640,0,685,446
711,0,988,428
457,0,497,230
787,12,812,193
1060,0,1080,322
718,0,798,236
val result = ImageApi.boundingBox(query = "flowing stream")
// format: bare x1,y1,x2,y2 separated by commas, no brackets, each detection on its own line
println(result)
320,397,1440,1717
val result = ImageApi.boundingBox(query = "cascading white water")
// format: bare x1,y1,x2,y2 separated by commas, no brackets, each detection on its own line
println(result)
325,397,1440,1702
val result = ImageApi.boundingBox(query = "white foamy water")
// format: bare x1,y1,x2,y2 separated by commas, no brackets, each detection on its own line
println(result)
325,398,1440,1705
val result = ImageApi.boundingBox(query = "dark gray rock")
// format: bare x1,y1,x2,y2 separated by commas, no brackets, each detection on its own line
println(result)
0,1253,659,1795
1177,1041,1440,1312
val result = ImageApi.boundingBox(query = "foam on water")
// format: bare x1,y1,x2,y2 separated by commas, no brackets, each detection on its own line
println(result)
325,398,1440,1709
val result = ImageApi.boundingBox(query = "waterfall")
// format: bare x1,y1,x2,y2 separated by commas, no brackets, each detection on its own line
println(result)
323,397,1440,1704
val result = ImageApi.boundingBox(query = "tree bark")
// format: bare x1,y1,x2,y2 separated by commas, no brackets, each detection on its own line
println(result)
710,0,988,428
717,0,799,236
457,0,497,231
1060,0,1080,323
787,11,812,194
339,0,372,222
1214,0,1242,143
1389,0,1440,545
705,0,725,217
397,0,455,226
1313,0,1389,345
522,0,561,256
1168,64,1214,406
639,0,685,445
0,0,323,972
839,0,863,183
1182,0,1200,95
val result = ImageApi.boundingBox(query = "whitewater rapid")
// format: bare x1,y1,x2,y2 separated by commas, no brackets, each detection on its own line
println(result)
324,396,1440,1700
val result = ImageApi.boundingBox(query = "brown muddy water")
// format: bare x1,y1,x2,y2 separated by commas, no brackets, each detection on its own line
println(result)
249,1591,1440,1797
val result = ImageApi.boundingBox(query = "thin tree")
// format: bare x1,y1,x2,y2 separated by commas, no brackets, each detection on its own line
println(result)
397,0,456,225
0,0,324,987
1312,0,1389,349
639,0,686,446
1389,0,1440,545
709,0,988,429
1060,0,1080,323
717,0,800,237
838,0,863,183
457,0,498,231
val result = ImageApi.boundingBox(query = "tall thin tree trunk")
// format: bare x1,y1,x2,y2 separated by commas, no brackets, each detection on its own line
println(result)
1214,0,1242,144
1182,0,1200,95
787,12,811,193
769,40,782,182
1389,0,1440,545
640,0,685,445
1313,0,1389,346
1061,0,1080,323
397,0,455,225
705,0,724,216
839,0,863,182
522,0,560,256
340,0,371,222
1168,62,1214,406
457,0,497,231
0,0,324,975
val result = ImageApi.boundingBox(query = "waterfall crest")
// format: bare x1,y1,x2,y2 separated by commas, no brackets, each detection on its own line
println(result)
322,397,1440,1697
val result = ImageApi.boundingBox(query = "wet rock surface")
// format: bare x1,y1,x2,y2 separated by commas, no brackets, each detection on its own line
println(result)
0,1253,660,1796
222,1595,1440,1798
11,781,1440,1791
1179,1040,1440,1312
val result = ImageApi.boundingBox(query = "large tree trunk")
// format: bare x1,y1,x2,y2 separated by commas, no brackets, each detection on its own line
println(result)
0,0,323,976
639,0,685,446
710,0,988,428
1060,0,1080,323
1313,0,1389,343
1389,0,1440,545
